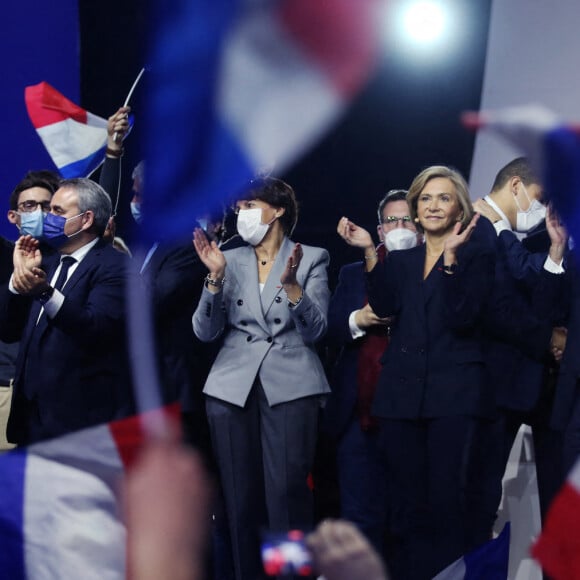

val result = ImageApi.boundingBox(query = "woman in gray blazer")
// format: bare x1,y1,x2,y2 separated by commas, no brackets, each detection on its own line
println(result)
192,177,330,580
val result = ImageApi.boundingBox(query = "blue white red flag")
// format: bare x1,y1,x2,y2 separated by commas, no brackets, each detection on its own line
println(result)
432,523,510,580
0,405,178,580
143,0,383,242
24,82,108,179
533,460,580,579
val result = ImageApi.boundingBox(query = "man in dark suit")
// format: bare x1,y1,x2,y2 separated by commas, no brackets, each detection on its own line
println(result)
469,158,564,544
323,190,421,560
0,178,134,445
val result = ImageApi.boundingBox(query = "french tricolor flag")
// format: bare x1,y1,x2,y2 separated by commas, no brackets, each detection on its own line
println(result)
143,0,383,242
24,82,108,179
433,524,510,580
533,460,580,579
0,406,178,580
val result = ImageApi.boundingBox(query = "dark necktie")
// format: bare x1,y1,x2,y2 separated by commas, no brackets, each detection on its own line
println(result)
54,256,76,292
23,256,76,399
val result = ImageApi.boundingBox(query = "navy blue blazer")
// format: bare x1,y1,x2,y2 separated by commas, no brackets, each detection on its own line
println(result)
366,241,495,419
0,239,135,444
323,261,388,438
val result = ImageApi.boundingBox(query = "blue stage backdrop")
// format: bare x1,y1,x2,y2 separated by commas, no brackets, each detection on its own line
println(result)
0,1,79,240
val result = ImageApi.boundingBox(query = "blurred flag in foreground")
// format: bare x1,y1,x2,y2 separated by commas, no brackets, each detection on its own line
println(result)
433,523,510,580
532,460,580,579
24,81,108,178
462,104,580,243
143,0,383,242
0,405,178,580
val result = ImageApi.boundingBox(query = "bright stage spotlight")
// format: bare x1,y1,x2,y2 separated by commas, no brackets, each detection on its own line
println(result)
402,1,446,44
385,0,461,62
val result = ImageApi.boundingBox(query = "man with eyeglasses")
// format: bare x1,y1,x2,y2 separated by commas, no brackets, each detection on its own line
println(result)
0,172,60,450
322,189,421,565
7,173,58,241
376,189,422,253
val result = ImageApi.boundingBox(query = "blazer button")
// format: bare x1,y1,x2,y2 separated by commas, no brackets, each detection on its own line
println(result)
241,321,248,326
274,318,281,324
275,296,282,303
246,336,252,342
237,299,243,306
266,337,273,343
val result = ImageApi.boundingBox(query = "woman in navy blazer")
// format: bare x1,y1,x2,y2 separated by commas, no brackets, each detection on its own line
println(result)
338,166,495,580
192,177,330,580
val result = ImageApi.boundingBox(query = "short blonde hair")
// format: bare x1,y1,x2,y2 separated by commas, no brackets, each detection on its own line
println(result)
406,165,473,233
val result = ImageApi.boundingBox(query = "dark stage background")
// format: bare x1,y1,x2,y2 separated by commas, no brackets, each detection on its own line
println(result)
81,0,491,286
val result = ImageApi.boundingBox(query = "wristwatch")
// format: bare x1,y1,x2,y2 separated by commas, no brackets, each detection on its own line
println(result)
36,286,55,305
442,263,458,275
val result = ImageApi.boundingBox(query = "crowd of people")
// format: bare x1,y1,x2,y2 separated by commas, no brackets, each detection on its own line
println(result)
0,106,577,580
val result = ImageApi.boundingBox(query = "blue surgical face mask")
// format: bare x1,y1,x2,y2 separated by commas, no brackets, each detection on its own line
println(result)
19,208,45,238
43,212,85,248
130,201,142,224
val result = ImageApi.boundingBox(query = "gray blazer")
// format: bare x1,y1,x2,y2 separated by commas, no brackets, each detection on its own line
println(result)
193,237,331,407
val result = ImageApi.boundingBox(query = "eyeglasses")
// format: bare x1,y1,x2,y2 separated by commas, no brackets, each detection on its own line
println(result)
17,200,51,213
380,216,412,225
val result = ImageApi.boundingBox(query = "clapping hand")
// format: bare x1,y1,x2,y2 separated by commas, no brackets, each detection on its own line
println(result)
12,235,47,295
443,213,479,263
280,243,303,304
193,228,226,280
337,217,374,250
545,205,568,264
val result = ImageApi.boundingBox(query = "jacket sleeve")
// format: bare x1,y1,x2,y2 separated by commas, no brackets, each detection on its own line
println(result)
287,248,330,343
98,156,121,198
192,285,226,343
498,230,547,287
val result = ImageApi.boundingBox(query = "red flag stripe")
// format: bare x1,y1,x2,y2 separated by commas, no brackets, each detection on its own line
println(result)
25,81,88,128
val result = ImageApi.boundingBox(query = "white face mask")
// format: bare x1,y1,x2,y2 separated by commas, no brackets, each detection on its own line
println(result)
514,184,546,233
384,228,418,252
236,208,273,246
130,201,142,224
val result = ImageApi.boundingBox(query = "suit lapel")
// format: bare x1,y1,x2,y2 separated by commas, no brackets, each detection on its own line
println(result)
236,246,269,333
61,241,102,294
422,248,443,305
261,237,292,317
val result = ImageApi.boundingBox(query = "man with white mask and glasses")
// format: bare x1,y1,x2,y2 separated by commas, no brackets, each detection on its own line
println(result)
322,189,421,569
